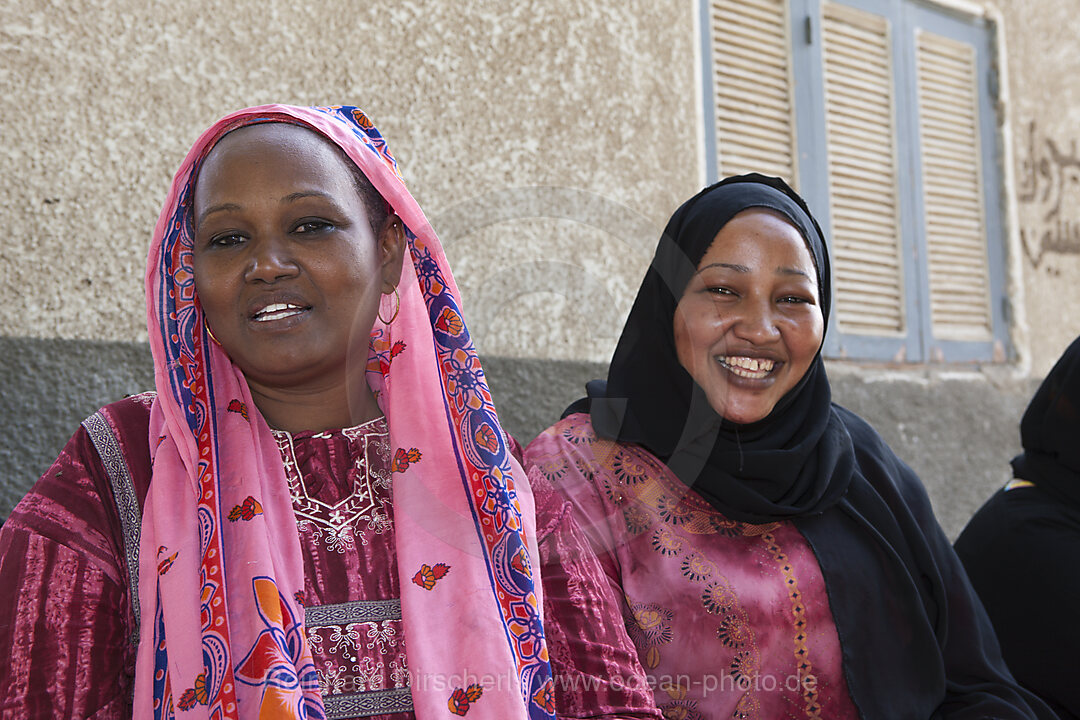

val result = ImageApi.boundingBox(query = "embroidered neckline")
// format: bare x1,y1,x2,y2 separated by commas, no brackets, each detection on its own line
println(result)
272,414,388,442
274,418,392,553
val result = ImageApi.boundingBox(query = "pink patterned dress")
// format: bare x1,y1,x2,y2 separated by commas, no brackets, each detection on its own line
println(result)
525,414,862,720
0,395,660,720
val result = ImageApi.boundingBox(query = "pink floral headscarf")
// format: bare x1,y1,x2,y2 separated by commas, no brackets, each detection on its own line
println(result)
137,104,554,719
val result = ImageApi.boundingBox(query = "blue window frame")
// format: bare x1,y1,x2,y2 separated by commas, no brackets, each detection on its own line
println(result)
700,0,1010,363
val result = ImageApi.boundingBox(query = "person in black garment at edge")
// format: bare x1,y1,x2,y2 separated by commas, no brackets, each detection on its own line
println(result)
957,333,1080,720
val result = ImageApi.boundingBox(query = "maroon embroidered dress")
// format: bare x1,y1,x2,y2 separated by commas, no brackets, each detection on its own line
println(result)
0,394,660,720
526,414,862,720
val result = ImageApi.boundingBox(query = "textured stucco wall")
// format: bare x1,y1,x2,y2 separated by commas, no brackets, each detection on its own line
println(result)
993,0,1080,373
1,0,1078,539
0,0,698,517
0,0,698,359
0,338,154,520
5,0,1078,366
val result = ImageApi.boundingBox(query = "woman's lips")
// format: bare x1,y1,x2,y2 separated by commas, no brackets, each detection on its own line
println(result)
716,355,777,379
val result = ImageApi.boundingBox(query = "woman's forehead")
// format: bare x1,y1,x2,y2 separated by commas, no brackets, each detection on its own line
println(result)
706,210,812,257
193,122,350,206
718,206,819,277
202,122,332,167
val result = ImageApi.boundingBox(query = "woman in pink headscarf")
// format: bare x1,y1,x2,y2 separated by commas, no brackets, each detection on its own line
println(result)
0,105,659,720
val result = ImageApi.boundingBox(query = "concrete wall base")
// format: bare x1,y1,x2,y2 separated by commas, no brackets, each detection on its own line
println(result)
1,338,1038,539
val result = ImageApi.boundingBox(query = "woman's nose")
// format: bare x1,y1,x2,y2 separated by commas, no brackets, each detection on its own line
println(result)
732,298,780,343
244,236,299,283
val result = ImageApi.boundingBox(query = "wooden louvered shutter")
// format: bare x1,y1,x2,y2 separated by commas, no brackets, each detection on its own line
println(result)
916,31,993,341
821,3,905,336
709,0,796,182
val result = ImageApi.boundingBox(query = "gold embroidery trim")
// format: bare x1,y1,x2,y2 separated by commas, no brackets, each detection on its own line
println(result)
759,531,821,720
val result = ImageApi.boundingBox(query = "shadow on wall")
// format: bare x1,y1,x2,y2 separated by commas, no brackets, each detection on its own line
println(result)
825,365,1039,540
0,337,601,521
0,337,1039,540
0,338,155,520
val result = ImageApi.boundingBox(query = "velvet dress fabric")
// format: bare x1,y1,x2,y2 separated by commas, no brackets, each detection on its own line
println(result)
526,413,862,719
537,174,1054,719
0,394,659,719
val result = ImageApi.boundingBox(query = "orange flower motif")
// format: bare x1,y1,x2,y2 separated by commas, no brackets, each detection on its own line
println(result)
448,683,483,715
412,562,450,590
435,307,464,336
392,447,422,473
157,548,178,576
352,108,374,129
177,671,209,710
531,677,556,714
227,496,263,521
509,545,530,578
227,399,249,420
473,423,500,454
371,340,408,375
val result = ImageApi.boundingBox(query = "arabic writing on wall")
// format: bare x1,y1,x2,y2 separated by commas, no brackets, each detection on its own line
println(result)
1018,120,1080,274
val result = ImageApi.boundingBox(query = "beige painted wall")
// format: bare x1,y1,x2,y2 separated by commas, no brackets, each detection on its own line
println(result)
993,0,1080,375
5,0,1080,537
4,0,1080,374
0,0,698,362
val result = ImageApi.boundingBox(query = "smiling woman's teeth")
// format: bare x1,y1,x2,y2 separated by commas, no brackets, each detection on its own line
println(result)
254,303,304,322
718,356,776,379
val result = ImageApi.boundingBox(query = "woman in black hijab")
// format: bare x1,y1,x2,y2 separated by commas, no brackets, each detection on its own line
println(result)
526,174,1052,718
956,334,1080,719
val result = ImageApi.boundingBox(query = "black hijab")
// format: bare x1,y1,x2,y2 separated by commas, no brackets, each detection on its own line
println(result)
578,173,856,522
1011,334,1080,507
568,174,1051,717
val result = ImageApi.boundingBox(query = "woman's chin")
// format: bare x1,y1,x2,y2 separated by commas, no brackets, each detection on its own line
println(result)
708,394,778,425
234,355,339,393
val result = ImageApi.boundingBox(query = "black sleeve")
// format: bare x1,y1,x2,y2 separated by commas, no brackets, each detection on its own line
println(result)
829,407,1058,719
956,486,1080,719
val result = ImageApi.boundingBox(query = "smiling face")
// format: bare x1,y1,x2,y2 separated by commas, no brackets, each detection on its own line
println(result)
192,122,403,402
673,208,824,425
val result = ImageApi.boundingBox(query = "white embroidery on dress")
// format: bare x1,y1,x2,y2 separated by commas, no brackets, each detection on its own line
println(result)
274,417,391,553
353,656,385,692
329,623,363,663
127,390,157,409
367,509,392,536
307,626,325,654
389,656,409,688
318,660,350,696
295,519,325,547
365,620,397,653
309,602,407,703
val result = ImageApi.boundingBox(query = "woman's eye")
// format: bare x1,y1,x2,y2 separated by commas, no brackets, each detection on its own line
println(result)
209,233,244,247
295,219,333,234
779,295,811,304
707,286,736,297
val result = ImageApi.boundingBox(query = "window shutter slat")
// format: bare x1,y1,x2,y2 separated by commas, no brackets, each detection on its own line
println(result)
710,0,796,181
822,2,905,337
916,30,993,341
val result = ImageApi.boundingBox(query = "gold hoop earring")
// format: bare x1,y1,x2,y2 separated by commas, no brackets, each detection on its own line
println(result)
205,322,222,346
378,287,401,325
